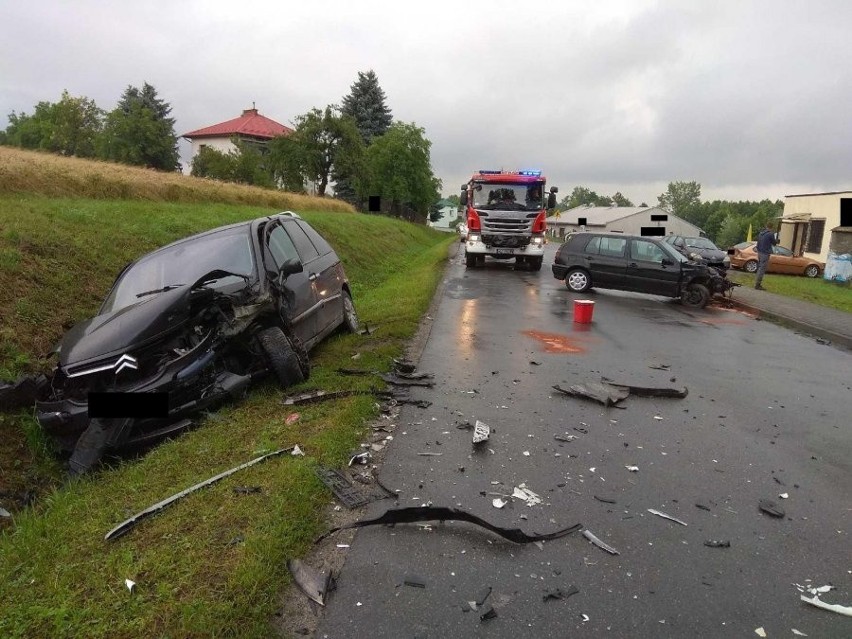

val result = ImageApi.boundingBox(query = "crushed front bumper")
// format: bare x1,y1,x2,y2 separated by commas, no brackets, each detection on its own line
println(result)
465,235,545,257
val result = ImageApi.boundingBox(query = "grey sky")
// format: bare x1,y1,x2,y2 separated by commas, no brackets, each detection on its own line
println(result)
2,0,851,206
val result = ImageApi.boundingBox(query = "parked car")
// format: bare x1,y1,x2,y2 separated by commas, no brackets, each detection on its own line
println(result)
727,242,823,277
36,212,358,474
664,235,730,270
552,232,734,308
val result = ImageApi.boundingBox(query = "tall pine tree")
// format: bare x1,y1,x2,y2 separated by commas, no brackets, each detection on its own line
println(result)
335,70,393,205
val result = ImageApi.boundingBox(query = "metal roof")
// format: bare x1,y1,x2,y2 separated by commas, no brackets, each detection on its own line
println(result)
550,205,658,226
182,108,293,140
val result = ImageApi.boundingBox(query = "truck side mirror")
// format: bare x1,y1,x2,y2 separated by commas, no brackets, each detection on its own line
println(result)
550,186,559,194
547,193,557,209
460,191,468,206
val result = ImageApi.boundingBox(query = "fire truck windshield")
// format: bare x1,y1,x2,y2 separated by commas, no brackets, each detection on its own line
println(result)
472,183,544,211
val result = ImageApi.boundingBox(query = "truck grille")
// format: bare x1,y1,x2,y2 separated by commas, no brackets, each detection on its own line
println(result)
478,211,537,235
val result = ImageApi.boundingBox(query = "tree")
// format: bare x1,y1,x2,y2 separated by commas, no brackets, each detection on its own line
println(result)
557,186,613,211
2,91,103,157
190,141,274,188
267,105,365,197
657,181,701,224
97,83,179,170
716,214,748,249
336,70,394,206
446,194,460,207
359,121,441,221
611,191,634,207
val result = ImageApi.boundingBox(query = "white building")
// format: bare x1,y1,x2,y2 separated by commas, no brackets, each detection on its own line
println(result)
781,191,852,282
182,107,292,160
547,205,703,239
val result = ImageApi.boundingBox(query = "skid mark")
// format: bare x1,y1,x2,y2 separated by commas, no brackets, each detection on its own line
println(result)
522,330,587,354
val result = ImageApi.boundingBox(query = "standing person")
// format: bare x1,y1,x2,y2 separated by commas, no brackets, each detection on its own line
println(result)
754,223,778,290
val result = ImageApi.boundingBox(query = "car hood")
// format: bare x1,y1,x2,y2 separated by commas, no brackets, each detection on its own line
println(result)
57,285,193,368
687,246,726,261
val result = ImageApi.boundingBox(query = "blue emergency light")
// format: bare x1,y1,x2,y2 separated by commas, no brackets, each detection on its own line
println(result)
518,170,542,177
478,170,502,175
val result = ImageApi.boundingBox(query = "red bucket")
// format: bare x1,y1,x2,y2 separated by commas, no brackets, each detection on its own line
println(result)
573,299,595,324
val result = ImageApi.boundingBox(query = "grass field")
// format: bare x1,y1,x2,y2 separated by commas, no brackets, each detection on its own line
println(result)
727,269,852,313
0,149,454,637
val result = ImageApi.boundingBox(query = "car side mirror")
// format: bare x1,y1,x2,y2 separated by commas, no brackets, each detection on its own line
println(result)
661,257,674,266
279,258,303,277
460,191,468,206
547,192,557,209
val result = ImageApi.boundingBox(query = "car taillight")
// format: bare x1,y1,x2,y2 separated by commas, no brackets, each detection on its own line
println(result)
532,211,546,234
467,209,481,231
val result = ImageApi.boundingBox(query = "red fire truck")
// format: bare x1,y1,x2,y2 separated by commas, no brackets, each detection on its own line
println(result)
459,170,557,270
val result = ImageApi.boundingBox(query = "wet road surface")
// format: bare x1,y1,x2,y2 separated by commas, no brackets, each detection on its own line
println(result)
316,243,851,638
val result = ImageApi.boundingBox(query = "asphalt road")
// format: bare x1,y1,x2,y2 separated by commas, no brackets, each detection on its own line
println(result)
315,243,851,638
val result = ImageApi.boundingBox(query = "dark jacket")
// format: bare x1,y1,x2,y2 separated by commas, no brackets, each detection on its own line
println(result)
756,229,778,255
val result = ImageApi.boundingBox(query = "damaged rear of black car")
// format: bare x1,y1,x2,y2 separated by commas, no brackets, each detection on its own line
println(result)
36,212,358,474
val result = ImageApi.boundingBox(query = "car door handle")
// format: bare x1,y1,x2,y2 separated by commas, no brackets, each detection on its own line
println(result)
308,273,319,281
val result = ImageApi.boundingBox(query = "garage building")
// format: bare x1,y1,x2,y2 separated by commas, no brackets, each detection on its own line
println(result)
547,205,703,240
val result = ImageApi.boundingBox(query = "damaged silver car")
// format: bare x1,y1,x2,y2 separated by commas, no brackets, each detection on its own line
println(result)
36,212,358,474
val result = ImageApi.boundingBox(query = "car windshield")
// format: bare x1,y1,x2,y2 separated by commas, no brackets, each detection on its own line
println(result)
471,182,543,211
684,237,718,250
101,227,255,314
661,242,689,262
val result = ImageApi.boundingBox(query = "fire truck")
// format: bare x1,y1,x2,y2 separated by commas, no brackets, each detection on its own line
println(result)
459,170,557,270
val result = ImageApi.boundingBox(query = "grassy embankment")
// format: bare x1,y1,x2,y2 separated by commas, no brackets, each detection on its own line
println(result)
726,270,852,313
0,147,455,637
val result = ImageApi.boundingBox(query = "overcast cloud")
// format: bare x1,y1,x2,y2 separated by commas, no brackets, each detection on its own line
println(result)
2,0,851,205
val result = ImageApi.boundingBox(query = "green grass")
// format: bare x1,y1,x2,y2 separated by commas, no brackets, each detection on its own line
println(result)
0,195,455,637
727,269,852,313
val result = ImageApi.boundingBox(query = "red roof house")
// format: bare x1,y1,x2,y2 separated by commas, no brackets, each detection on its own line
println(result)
182,107,293,159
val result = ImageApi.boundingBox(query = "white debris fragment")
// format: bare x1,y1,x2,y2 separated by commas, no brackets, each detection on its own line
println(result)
336,544,350,548
523,451,530,456
582,614,590,622
589,467,596,473
625,465,639,472
492,498,507,509
582,529,620,555
791,629,808,636
779,493,789,499
125,579,136,593
290,445,305,456
512,484,542,507
799,594,852,617
755,627,766,637
0,507,11,518
647,509,688,526
472,420,491,444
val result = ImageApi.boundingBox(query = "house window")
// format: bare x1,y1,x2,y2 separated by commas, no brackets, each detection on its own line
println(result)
805,219,825,253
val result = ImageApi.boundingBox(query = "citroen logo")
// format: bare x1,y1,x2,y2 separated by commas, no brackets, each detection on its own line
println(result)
113,354,138,375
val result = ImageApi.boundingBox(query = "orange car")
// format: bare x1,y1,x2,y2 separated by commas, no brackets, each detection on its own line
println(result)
727,242,823,278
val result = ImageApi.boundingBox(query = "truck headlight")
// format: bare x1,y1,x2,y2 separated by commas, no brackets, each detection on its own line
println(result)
532,237,543,245
468,234,480,243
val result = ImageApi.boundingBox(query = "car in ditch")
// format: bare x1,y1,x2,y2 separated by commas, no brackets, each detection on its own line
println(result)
663,234,730,270
727,242,823,277
36,211,359,474
552,232,734,308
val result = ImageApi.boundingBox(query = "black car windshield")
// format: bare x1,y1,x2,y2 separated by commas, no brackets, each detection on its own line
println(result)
472,182,543,211
684,237,718,250
101,227,255,314
661,242,689,262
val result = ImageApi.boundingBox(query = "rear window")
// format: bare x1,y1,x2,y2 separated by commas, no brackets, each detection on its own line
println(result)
584,236,627,257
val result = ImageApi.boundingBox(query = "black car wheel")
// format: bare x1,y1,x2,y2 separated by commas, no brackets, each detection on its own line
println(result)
465,253,477,267
804,264,820,278
342,290,359,333
257,326,304,388
744,260,758,273
565,268,591,292
287,332,311,380
530,257,543,271
681,282,710,308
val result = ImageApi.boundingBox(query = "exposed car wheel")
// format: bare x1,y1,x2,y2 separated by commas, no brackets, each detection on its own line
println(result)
287,332,311,380
257,326,304,388
341,290,359,333
565,268,591,292
804,264,820,278
465,253,476,267
68,418,110,476
530,257,543,272
682,282,710,308
744,260,758,273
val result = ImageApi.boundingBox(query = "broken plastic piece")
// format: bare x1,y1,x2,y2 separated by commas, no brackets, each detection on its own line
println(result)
348,452,371,466
357,323,375,335
404,574,426,588
758,499,785,518
233,486,262,495
704,540,731,548
316,467,388,510
695,503,711,511
283,389,372,405
554,435,576,443
380,374,434,388
582,528,620,555
285,412,301,425
600,377,688,399
799,594,852,617
105,447,293,540
125,578,135,593
647,509,687,526
291,445,305,456
625,465,639,472
480,605,497,621
317,506,582,544
552,382,629,407
0,507,11,518
472,420,491,445
492,498,507,509
791,630,807,637
288,559,331,606
512,485,542,507
392,358,417,374
779,492,789,499
475,586,492,606
755,628,766,637
543,585,579,602
594,496,616,504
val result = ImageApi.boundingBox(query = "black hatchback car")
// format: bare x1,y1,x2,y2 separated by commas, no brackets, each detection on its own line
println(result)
663,234,730,270
36,212,358,474
552,232,733,308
